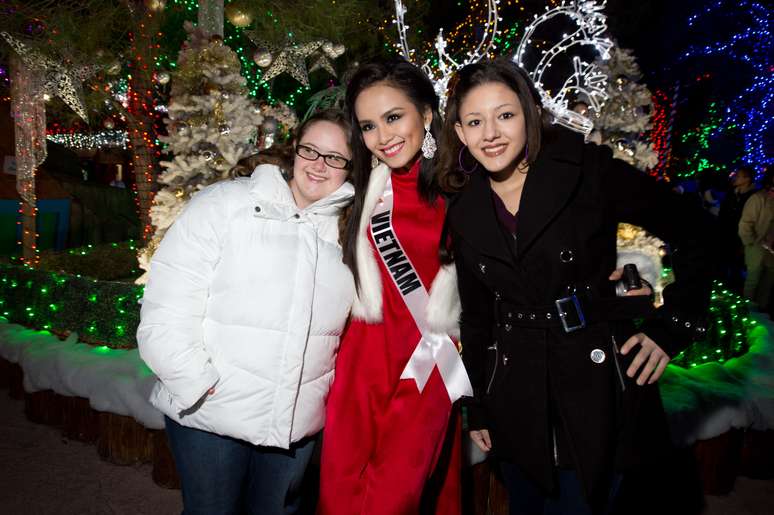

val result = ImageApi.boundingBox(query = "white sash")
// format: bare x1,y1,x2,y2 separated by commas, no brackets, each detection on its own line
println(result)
369,175,473,403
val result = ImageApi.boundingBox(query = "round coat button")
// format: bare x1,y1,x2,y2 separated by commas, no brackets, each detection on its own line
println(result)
590,349,606,364
254,205,261,213
559,249,575,263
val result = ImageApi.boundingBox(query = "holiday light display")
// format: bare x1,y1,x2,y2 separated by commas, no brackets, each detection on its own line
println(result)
514,0,613,134
393,0,501,110
680,0,771,168
46,130,129,150
0,264,142,349
677,101,729,178
650,87,677,178
126,9,163,244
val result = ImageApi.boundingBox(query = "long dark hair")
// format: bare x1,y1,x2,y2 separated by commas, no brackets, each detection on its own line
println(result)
341,58,443,291
437,57,547,193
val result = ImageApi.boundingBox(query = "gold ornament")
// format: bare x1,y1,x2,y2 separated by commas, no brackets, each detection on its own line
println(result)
106,61,121,75
244,32,282,69
225,4,254,28
322,42,346,58
145,0,166,12
615,75,629,91
253,49,273,68
155,71,171,85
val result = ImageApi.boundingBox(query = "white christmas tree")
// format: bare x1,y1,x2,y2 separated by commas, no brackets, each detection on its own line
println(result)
137,22,263,282
587,45,658,172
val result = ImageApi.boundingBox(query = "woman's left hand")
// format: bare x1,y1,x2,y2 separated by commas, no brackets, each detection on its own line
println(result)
620,333,670,385
608,268,653,297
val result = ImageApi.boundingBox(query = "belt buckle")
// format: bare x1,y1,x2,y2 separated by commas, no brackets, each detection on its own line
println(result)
555,294,586,333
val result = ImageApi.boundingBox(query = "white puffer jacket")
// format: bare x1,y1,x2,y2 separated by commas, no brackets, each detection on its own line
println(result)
137,164,355,449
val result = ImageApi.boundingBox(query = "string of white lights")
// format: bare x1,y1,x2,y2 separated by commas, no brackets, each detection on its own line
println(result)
393,0,501,111
46,130,128,150
514,0,613,134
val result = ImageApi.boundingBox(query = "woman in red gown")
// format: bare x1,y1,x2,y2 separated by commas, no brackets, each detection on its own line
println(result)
318,59,472,515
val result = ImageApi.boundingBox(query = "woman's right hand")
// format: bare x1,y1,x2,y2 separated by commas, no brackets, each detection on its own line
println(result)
470,429,492,452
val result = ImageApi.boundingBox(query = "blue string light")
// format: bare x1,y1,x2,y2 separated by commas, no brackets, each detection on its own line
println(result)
680,0,772,168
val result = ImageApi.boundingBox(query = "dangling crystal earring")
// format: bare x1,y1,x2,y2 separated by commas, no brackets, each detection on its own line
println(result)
371,155,379,168
421,123,437,159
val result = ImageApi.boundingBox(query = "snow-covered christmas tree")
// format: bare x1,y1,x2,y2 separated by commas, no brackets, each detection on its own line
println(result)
137,22,263,282
587,45,658,172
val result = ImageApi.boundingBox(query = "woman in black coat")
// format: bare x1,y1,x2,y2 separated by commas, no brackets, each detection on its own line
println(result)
437,59,714,514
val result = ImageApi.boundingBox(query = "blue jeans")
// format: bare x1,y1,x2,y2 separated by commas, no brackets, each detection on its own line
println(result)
165,417,317,515
500,461,621,515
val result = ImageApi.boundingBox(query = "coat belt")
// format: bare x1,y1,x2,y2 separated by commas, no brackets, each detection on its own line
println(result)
497,295,654,332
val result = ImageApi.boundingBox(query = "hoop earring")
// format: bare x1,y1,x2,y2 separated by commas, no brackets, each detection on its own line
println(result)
421,124,437,159
371,155,379,169
518,143,530,174
458,145,478,175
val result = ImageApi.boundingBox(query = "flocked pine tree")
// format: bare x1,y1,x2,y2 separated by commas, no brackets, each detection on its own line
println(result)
137,22,263,282
588,45,658,172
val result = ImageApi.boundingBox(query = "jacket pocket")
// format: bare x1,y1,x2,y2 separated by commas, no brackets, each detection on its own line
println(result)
485,340,500,396
611,334,627,393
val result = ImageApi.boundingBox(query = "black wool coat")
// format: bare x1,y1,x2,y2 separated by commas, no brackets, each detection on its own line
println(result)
447,128,715,507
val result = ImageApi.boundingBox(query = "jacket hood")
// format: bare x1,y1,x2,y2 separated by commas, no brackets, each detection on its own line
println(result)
249,164,354,216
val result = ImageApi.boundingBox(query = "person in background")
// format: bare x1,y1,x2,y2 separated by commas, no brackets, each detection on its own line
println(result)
718,166,758,292
739,167,774,312
698,170,723,217
137,109,355,515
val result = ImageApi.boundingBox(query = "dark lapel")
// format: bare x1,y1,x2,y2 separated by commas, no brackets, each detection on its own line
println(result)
515,129,585,257
448,169,514,266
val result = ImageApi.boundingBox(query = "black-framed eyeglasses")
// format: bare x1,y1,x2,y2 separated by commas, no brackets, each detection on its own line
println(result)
295,144,351,170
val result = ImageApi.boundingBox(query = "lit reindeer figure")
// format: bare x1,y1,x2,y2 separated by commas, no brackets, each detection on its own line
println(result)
514,0,613,134
393,0,501,112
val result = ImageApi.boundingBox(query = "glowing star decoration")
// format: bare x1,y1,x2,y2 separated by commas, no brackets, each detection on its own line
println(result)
393,0,501,111
1,32,99,122
514,0,613,135
260,41,323,87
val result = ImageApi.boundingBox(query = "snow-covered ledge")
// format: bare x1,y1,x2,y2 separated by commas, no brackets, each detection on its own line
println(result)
0,318,163,430
660,312,774,445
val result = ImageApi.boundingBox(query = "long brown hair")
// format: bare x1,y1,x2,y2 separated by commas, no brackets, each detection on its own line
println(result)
437,58,547,193
340,58,443,292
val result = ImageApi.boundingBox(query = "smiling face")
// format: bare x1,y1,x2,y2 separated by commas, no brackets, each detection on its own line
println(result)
354,82,431,171
289,120,351,209
454,81,528,176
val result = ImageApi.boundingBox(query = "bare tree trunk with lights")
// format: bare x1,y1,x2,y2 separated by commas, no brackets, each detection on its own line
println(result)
127,2,161,244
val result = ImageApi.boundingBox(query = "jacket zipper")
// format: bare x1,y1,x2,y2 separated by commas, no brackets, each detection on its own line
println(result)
611,335,626,392
486,341,499,395
552,425,559,465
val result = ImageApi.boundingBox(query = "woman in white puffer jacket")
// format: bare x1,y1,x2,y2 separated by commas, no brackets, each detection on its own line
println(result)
137,110,355,515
